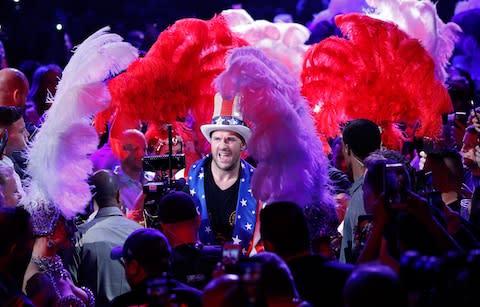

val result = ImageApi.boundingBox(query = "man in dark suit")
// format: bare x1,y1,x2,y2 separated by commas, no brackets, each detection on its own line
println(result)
65,169,141,306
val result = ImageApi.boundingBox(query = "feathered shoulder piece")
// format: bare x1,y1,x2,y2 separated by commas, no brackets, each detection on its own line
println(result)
301,13,452,149
215,47,336,232
97,15,247,159
366,0,461,82
24,27,138,219
221,9,310,75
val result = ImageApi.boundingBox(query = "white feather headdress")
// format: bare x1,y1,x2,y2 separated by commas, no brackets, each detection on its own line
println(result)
24,27,138,221
221,9,310,75
366,0,462,82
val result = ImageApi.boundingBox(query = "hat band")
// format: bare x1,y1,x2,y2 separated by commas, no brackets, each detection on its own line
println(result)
211,116,246,127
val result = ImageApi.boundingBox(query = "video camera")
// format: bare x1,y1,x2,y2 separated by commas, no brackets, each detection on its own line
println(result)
142,125,187,228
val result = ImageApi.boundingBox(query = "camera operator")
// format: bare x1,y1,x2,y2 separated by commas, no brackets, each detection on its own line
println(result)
357,150,461,270
110,228,201,307
157,191,222,290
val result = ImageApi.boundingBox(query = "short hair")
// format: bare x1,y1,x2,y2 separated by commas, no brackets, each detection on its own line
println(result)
344,263,406,307
0,206,32,256
0,106,22,127
342,119,381,160
222,252,298,306
260,201,310,257
363,150,411,197
250,252,298,299
88,169,119,207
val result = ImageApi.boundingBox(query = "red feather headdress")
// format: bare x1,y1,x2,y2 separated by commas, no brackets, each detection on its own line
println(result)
95,15,247,164
301,13,452,149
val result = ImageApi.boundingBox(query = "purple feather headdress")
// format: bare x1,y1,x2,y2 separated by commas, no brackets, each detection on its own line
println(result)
215,47,337,236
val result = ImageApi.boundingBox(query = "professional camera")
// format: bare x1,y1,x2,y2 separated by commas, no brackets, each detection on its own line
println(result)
142,125,187,228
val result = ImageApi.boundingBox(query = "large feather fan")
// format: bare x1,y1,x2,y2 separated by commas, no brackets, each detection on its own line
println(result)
310,0,368,27
455,0,480,14
95,15,247,162
301,13,452,150
215,47,337,235
221,9,310,75
24,27,138,218
366,0,461,83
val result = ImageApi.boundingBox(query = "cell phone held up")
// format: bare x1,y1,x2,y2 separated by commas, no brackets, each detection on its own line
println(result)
222,242,242,274
383,162,408,207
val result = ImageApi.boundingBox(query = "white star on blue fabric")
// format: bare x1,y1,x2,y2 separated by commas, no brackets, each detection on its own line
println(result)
250,168,253,173
242,248,247,255
237,214,241,219
245,223,252,231
205,226,212,233
227,118,239,125
240,198,247,207
190,188,196,196
215,117,225,125
241,178,245,182
192,164,197,168
189,176,192,180
201,194,205,199
251,210,256,215
198,172,204,179
248,189,253,196
232,235,242,245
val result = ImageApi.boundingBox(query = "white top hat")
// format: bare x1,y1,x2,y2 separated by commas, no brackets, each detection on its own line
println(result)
201,93,251,143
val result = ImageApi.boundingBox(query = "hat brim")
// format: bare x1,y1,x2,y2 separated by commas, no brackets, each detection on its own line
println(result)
201,124,251,143
110,245,124,260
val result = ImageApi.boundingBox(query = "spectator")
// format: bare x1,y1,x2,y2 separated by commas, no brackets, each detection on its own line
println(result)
0,166,20,207
0,207,34,306
0,68,29,109
24,64,62,129
261,201,353,307
0,106,26,199
339,119,381,263
343,263,407,307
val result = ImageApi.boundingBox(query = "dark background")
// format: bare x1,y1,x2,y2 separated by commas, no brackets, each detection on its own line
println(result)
0,0,460,68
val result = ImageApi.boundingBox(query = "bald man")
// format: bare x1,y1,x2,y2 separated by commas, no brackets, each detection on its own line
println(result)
115,129,148,211
0,68,29,109
65,169,141,307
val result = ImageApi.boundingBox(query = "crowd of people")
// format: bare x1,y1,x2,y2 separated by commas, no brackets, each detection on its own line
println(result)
1,0,480,306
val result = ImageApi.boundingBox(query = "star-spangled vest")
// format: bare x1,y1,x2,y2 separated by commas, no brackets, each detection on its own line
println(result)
188,155,257,252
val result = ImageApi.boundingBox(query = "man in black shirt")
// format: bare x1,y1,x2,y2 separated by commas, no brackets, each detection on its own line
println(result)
188,93,258,254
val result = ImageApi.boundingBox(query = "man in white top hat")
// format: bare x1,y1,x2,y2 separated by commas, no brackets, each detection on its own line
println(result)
188,93,258,255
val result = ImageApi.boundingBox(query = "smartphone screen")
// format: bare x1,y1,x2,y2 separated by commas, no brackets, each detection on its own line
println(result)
222,243,242,266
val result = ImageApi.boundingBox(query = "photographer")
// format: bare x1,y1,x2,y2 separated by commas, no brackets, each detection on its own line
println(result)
110,228,201,307
357,150,461,270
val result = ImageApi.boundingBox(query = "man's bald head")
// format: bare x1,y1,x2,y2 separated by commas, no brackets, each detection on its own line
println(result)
119,129,146,170
89,169,120,208
0,68,29,108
